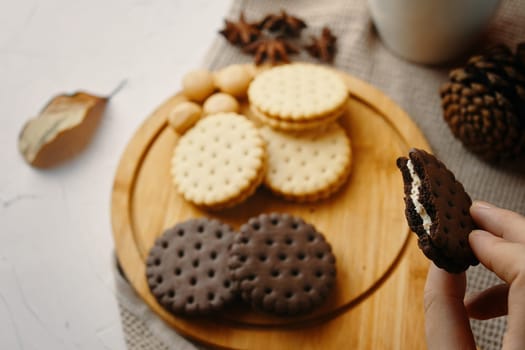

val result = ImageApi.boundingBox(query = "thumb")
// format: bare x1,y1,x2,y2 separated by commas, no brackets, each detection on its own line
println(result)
424,264,476,350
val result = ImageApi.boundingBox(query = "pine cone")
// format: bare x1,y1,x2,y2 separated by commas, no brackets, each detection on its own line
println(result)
440,43,525,162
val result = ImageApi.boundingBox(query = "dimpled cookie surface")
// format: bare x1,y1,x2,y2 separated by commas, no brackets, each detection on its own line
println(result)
229,213,337,315
146,218,238,315
248,63,348,121
260,123,352,201
171,112,266,209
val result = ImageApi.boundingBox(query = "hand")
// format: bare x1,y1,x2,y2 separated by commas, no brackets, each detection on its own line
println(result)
424,201,525,350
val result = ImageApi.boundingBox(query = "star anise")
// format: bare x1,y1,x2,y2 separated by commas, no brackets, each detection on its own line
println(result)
219,12,261,47
243,36,300,65
258,10,307,37
304,27,337,62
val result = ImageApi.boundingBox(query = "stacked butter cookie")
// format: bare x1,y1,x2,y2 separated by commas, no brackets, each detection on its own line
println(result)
250,63,352,202
170,62,352,208
260,124,352,202
248,63,348,131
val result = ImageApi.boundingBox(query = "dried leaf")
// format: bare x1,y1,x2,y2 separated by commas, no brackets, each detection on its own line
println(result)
18,91,108,168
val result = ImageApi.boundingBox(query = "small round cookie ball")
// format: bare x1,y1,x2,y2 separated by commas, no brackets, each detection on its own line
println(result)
168,101,202,134
203,93,240,115
215,64,254,98
182,69,216,102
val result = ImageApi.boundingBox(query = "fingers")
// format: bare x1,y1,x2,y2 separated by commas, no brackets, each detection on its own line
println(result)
465,280,525,350
465,283,509,320
424,264,476,350
470,201,525,243
468,202,525,350
503,278,525,350
469,230,525,284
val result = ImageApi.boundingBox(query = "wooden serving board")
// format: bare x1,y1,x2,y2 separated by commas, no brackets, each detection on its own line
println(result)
111,68,431,349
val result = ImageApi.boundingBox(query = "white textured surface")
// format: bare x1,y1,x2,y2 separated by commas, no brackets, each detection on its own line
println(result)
0,0,232,349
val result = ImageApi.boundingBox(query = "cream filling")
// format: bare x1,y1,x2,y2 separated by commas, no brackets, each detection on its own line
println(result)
407,160,432,235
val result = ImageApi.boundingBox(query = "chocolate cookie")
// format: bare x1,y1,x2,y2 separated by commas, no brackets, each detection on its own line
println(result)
229,213,336,315
146,218,238,315
396,149,479,273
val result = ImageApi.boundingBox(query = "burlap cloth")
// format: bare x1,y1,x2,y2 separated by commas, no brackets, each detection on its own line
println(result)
115,0,525,349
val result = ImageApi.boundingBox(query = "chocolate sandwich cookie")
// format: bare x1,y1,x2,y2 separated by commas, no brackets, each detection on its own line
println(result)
396,148,479,273
229,213,336,315
146,218,238,315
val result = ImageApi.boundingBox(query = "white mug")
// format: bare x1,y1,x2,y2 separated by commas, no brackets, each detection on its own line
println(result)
367,0,501,64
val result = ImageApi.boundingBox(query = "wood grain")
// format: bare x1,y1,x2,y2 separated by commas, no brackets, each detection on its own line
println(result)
111,68,431,349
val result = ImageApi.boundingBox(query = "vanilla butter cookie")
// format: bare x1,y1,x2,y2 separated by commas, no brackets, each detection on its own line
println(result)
248,63,348,130
171,113,266,210
260,123,352,202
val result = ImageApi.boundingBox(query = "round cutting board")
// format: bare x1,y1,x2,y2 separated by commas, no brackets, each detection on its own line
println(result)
112,66,431,349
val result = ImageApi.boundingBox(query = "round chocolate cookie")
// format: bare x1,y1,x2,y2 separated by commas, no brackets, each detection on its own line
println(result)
229,213,337,315
146,218,238,315
396,148,479,273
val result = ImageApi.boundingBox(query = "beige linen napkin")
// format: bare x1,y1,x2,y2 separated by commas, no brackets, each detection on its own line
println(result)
116,1,525,349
